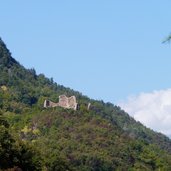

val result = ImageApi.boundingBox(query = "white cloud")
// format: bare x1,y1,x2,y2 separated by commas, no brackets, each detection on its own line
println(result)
118,89,171,137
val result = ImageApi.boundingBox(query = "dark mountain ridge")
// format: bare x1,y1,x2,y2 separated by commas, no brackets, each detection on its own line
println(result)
1,38,171,170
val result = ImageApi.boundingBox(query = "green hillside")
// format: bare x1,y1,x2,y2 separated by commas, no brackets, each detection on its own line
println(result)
1,38,171,170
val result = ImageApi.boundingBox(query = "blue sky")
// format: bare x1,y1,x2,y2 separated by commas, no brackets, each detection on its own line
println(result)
1,1,171,102
2,1,171,136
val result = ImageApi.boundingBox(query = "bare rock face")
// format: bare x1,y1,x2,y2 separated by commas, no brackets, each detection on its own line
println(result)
44,95,78,110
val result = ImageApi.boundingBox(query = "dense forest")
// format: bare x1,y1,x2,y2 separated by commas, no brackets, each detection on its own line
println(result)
1,38,171,170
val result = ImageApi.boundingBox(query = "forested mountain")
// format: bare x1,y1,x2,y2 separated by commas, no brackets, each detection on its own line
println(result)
1,38,171,170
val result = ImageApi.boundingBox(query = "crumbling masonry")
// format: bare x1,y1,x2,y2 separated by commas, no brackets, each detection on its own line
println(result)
44,95,78,110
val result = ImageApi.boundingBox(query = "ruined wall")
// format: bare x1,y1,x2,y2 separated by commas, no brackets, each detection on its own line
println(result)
58,95,68,107
67,96,77,110
44,95,78,110
44,100,59,108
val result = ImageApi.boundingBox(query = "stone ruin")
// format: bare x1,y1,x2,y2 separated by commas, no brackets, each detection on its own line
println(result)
87,103,91,110
44,95,78,110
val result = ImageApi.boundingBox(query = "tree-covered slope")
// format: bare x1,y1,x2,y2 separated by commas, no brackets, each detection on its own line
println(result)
1,38,171,170
7,107,171,171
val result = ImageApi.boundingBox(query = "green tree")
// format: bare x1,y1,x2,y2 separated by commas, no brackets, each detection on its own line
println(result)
0,115,43,170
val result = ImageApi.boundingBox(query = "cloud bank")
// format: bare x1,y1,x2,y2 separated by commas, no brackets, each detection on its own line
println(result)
118,89,171,137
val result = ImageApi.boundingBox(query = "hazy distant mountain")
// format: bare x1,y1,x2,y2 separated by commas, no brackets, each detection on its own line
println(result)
1,38,171,170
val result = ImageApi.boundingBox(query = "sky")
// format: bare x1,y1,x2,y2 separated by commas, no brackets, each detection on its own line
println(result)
1,1,171,136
